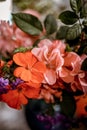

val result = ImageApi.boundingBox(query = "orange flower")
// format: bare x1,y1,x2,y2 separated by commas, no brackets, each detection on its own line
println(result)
13,51,46,83
75,95,87,117
1,83,40,109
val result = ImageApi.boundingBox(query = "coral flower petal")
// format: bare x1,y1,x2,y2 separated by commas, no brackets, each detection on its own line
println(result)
14,67,31,81
75,95,87,117
13,52,37,68
59,67,74,83
1,90,28,109
26,81,41,88
31,69,44,83
33,61,46,72
23,86,40,98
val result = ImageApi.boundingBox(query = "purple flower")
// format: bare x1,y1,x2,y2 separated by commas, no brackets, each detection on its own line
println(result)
37,112,71,130
0,77,9,94
11,78,24,89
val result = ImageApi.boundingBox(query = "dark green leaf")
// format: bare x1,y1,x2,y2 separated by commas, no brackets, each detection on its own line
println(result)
44,14,57,35
60,90,76,117
83,46,87,54
66,37,80,46
66,23,81,40
59,11,78,25
81,58,87,71
80,3,87,18
12,13,43,36
80,7,85,18
70,0,82,13
56,26,69,39
77,42,87,55
83,18,87,26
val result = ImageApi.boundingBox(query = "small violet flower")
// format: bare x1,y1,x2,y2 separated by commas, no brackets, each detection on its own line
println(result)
0,77,9,94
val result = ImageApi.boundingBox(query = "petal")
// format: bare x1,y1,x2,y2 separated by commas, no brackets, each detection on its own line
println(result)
59,67,74,83
64,52,81,75
14,67,31,81
26,81,41,88
13,52,28,67
31,69,44,83
49,49,64,70
23,86,40,98
1,90,28,109
33,61,46,73
44,69,56,85
75,95,87,117
13,51,37,68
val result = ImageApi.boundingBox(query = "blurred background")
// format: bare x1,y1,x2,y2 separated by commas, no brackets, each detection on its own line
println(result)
0,0,69,130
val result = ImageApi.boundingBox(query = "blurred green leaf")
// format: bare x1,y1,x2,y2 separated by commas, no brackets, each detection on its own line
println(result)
44,14,57,35
83,18,87,26
56,26,69,39
70,0,82,13
77,42,87,55
65,44,72,52
81,58,87,71
80,3,87,18
12,13,43,36
13,47,31,53
60,90,76,117
59,11,78,25
66,23,81,40
80,8,85,18
83,46,87,54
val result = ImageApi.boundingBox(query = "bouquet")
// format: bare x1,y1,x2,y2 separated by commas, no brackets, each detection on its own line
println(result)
0,0,87,129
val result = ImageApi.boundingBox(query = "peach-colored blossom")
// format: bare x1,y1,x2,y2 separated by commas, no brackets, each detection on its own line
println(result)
32,39,65,85
71,55,87,93
59,52,81,83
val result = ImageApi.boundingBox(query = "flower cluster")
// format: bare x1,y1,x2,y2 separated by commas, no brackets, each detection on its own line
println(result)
0,1,87,128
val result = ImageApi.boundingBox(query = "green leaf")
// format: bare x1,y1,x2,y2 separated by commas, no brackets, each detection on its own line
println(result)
81,58,87,71
70,0,82,13
80,3,87,18
44,14,57,35
77,42,87,55
66,23,81,40
12,13,43,36
83,18,87,26
56,26,69,39
80,7,85,18
65,44,72,52
13,47,32,53
60,90,76,117
59,11,78,25
83,46,87,54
